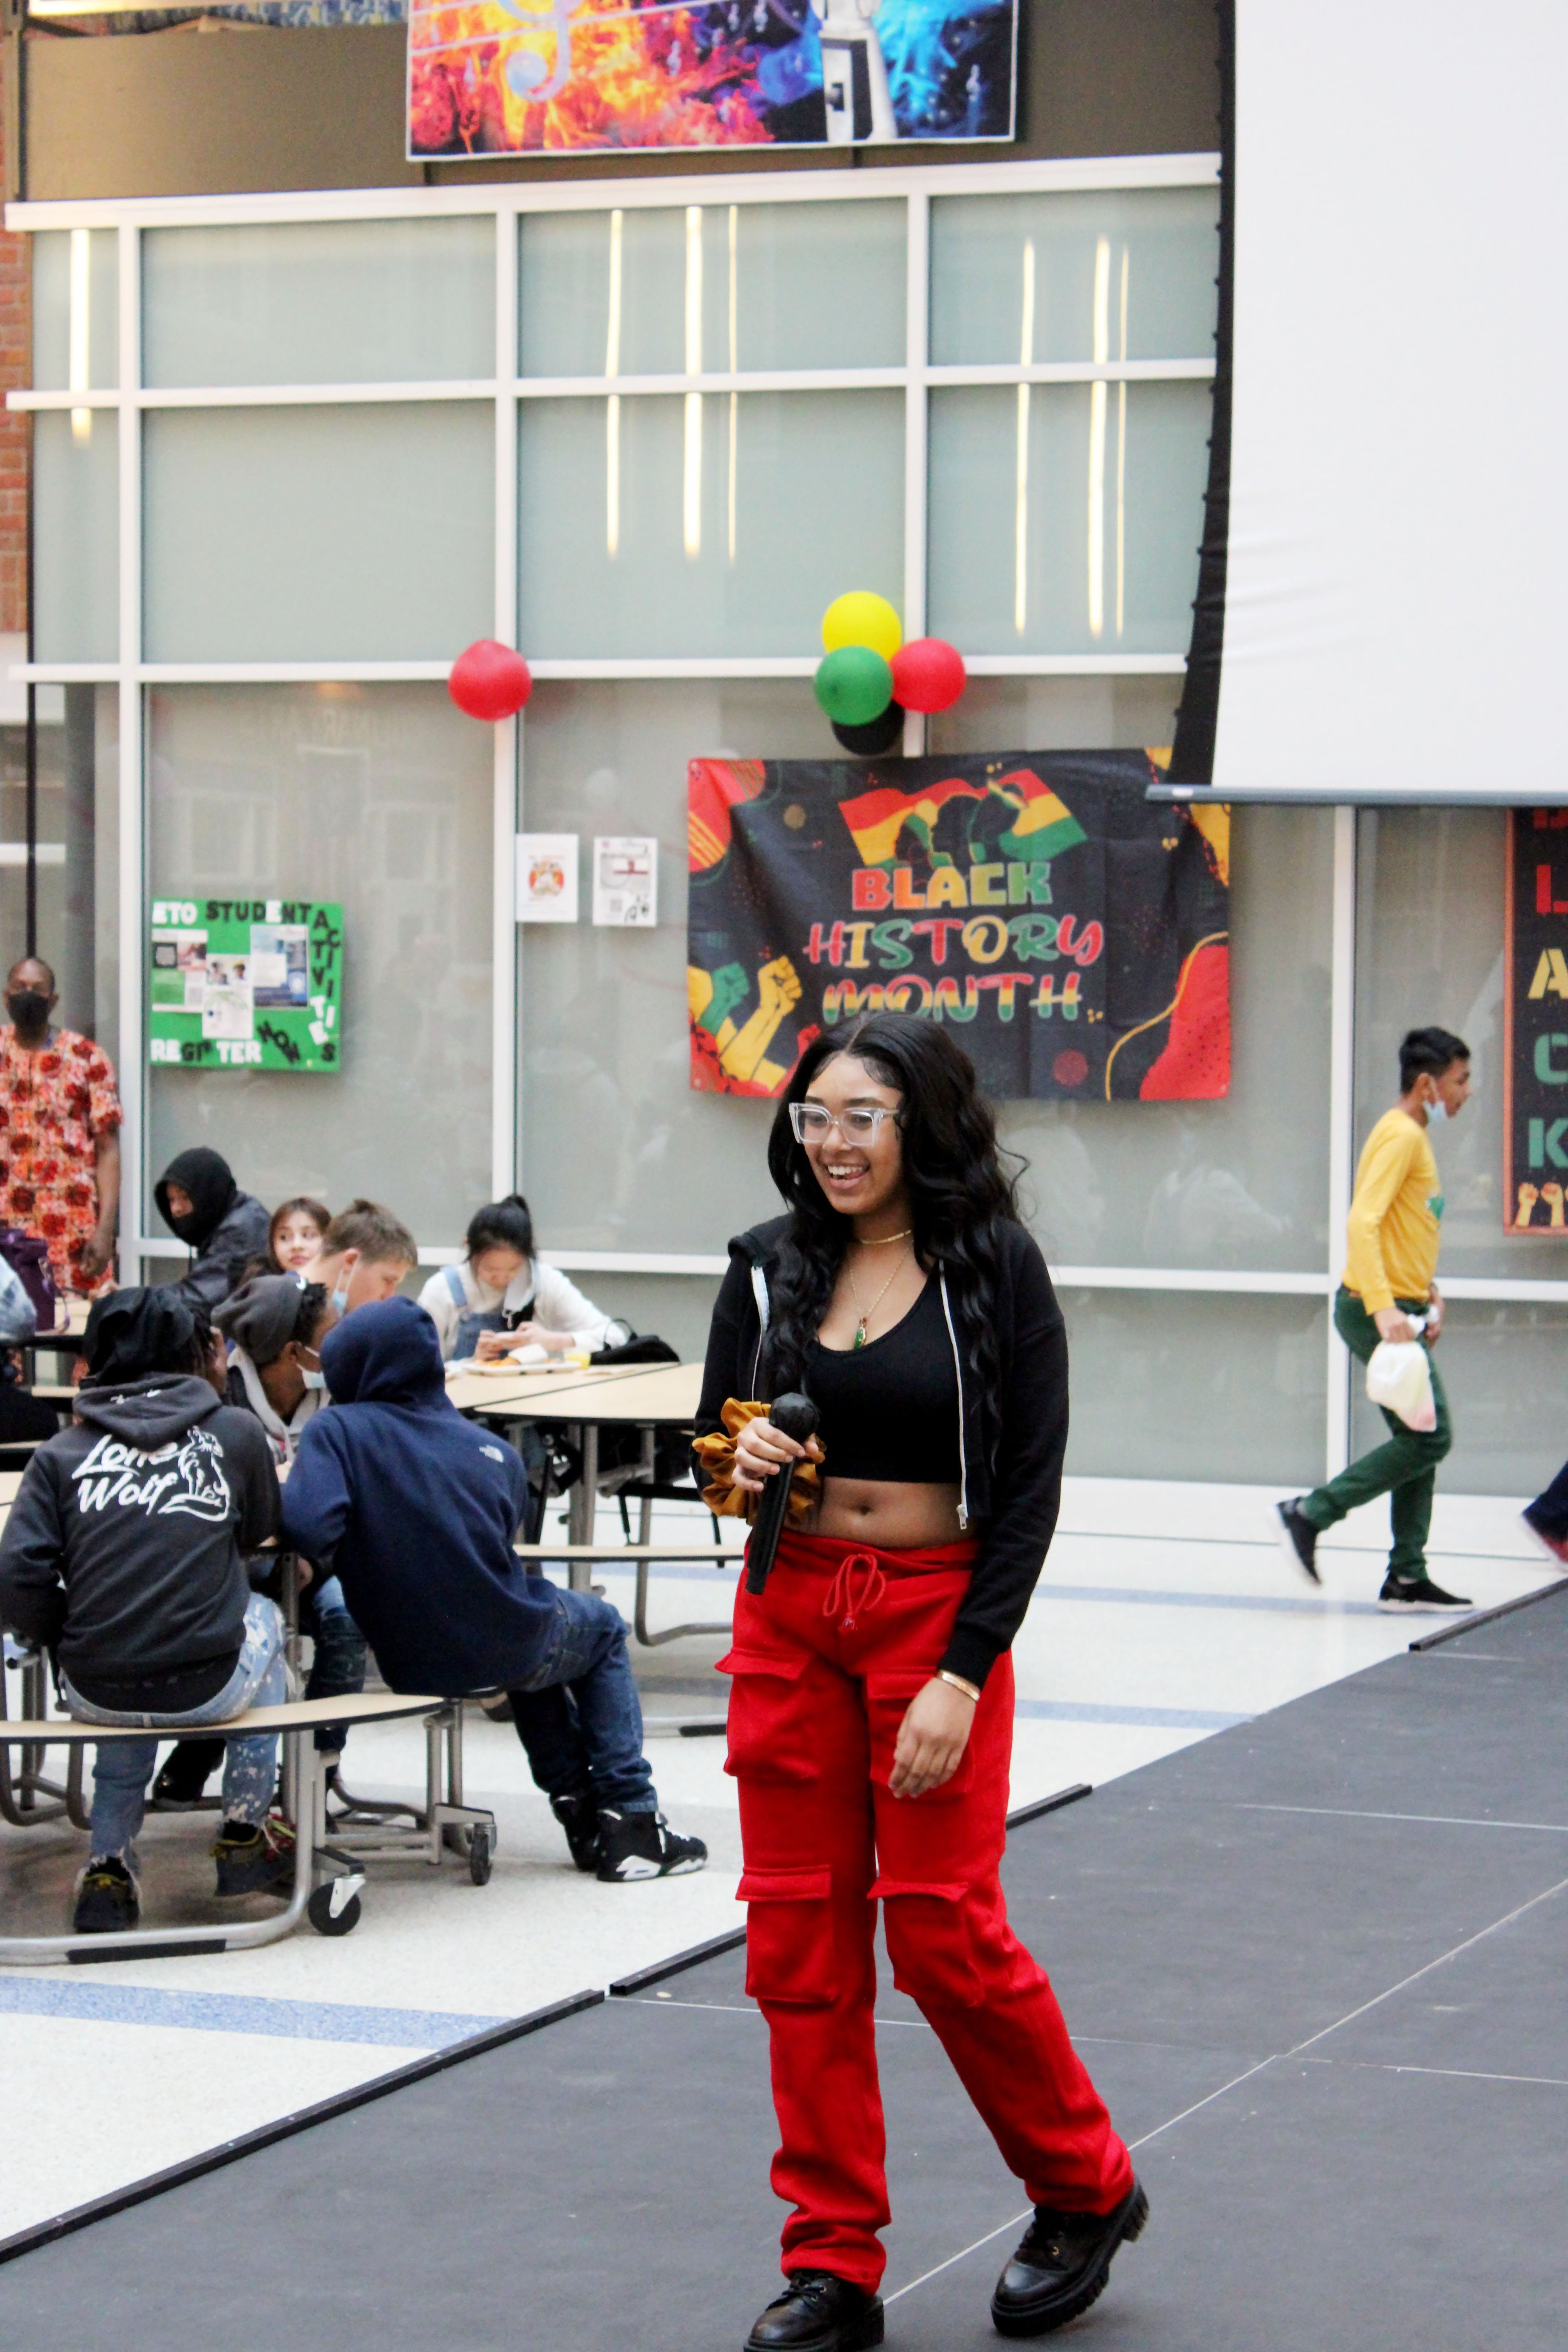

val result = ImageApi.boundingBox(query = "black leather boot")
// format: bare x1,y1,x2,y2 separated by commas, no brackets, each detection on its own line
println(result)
744,2270,884,2352
990,2179,1148,2336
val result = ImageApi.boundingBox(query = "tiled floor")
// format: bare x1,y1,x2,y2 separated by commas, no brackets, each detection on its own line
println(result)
0,1476,1552,2240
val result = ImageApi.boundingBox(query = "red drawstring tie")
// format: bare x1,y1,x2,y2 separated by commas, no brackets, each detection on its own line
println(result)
822,1551,887,1632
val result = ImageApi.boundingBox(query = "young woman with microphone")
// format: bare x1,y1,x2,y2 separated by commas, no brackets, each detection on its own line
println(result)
694,1014,1144,2352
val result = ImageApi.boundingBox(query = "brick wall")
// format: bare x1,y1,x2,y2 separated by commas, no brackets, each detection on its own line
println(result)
0,86,25,638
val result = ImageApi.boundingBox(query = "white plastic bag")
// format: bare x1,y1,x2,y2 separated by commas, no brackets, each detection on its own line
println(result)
1365,1325,1436,1432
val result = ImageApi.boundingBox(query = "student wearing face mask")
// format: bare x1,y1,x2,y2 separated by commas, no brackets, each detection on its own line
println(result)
214,1274,336,1469
154,1148,271,1314
0,955,122,1300
1277,1026,1473,1612
312,1199,418,1317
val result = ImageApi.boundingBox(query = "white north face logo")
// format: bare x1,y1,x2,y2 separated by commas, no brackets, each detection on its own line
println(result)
72,1427,233,1524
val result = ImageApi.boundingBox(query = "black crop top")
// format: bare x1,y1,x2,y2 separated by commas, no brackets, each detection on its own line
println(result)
805,1279,961,1485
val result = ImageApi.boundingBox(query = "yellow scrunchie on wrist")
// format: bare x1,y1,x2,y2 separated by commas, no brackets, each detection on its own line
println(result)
692,1397,824,1526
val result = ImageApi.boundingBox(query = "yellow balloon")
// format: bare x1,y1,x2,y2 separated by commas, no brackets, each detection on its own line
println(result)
821,591,902,660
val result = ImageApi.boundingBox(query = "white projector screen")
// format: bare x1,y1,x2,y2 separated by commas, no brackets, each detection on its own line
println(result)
1210,1,1568,800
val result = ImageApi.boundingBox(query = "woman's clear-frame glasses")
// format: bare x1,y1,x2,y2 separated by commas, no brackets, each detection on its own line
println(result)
788,1103,896,1145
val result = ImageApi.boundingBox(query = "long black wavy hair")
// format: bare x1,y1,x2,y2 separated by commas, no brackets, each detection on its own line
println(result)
761,1014,1022,1416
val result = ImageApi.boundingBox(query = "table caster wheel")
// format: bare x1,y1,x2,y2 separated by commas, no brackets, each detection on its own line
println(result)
309,1881,362,1936
468,1824,494,1886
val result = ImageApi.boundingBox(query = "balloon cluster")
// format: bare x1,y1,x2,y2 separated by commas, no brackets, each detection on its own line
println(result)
812,594,967,756
448,639,534,721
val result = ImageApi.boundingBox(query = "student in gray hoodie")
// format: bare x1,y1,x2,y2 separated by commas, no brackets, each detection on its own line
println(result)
0,1287,289,1935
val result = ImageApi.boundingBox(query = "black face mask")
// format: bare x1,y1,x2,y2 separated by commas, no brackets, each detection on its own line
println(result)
6,990,49,1032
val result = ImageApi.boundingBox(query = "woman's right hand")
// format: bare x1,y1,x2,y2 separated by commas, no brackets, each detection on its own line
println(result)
732,1416,824,1495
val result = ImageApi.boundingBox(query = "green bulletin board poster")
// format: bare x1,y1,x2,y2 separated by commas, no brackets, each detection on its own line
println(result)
149,896,344,1073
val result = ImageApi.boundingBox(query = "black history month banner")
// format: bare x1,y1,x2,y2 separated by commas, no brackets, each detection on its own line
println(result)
688,750,1230,1103
1503,808,1568,1232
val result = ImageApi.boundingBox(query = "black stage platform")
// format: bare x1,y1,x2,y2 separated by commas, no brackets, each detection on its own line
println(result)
3,1590,1566,2349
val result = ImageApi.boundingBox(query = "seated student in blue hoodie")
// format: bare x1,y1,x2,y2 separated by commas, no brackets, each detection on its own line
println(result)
280,1296,706,1884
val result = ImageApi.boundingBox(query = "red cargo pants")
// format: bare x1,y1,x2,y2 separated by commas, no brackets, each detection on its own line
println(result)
720,1528,1133,2293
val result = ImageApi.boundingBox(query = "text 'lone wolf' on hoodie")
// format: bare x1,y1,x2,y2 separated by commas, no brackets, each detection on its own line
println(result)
0,1374,278,1700
280,1295,549,1697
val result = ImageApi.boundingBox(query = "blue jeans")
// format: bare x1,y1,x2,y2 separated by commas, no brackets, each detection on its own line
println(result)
64,1594,289,1865
507,1585,656,1814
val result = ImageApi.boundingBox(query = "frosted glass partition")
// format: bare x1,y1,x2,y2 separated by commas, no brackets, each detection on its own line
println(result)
31,229,119,391
147,684,493,1237
142,218,496,388
33,412,119,664
927,381,1209,655
519,679,832,1254
930,674,1183,758
519,201,905,377
517,691,1330,1274
517,391,903,657
1352,805,1565,1283
144,403,494,663
930,187,1220,366
995,803,1333,1271
1059,1289,1327,1484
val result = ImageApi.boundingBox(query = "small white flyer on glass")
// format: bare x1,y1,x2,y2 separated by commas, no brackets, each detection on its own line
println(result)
201,955,254,1041
592,835,657,928
516,834,579,924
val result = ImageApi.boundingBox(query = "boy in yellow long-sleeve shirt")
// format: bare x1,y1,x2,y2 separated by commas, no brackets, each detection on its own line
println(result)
1276,1027,1473,1611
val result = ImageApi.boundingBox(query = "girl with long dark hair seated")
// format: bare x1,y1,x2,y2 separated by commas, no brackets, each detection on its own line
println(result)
694,1015,1144,2352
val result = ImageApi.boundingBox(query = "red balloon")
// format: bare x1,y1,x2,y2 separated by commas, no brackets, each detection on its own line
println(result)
448,639,533,721
890,638,967,714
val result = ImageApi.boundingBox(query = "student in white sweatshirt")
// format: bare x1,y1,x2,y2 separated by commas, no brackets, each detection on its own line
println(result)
417,1195,627,1365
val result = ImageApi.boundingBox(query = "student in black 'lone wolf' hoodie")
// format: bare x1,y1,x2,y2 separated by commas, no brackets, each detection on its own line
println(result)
281,1295,708,1885
0,1286,293,1937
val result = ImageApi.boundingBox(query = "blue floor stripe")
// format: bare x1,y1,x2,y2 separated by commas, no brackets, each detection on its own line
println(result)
1034,1581,1389,1618
593,1560,1394,1618
1012,1698,1253,1730
0,1981,507,2048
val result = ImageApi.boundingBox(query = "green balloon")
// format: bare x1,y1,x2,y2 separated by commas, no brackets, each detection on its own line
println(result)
814,645,893,727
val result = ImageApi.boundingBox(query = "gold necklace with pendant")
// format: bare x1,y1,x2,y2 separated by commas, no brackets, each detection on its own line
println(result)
845,1242,911,1349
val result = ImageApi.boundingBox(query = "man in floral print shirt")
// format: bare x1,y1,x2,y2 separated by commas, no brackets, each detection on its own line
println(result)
0,957,122,1299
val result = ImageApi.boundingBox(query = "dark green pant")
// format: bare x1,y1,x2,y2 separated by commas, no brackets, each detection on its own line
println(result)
1300,1288,1453,1581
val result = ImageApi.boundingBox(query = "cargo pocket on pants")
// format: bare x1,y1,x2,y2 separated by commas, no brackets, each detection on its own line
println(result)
865,1671,977,1803
740,1865,839,2006
872,1875,985,2008
718,1647,817,1786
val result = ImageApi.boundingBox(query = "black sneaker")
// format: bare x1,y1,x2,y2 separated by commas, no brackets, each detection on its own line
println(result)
744,2270,884,2351
150,1735,225,1809
595,1808,707,1882
1378,1573,1472,1613
991,2180,1148,2337
551,1789,601,1873
213,1813,297,1897
1274,1498,1322,1585
73,1857,139,1936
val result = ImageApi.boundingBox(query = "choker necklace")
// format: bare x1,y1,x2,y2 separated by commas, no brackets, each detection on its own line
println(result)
854,1226,913,1246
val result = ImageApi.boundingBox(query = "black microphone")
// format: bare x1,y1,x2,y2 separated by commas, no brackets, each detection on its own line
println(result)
744,1392,820,1596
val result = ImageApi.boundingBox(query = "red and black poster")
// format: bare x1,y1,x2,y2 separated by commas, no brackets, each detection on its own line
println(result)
688,750,1230,1103
1503,807,1568,1232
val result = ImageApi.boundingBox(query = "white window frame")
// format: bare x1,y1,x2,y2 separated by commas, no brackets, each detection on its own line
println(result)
14,152,1560,1478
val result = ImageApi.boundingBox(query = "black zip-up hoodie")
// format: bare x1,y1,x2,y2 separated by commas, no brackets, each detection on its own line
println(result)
694,1214,1069,1689
0,1374,278,1692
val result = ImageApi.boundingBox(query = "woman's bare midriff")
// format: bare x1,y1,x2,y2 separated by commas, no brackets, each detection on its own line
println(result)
810,1476,965,1549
